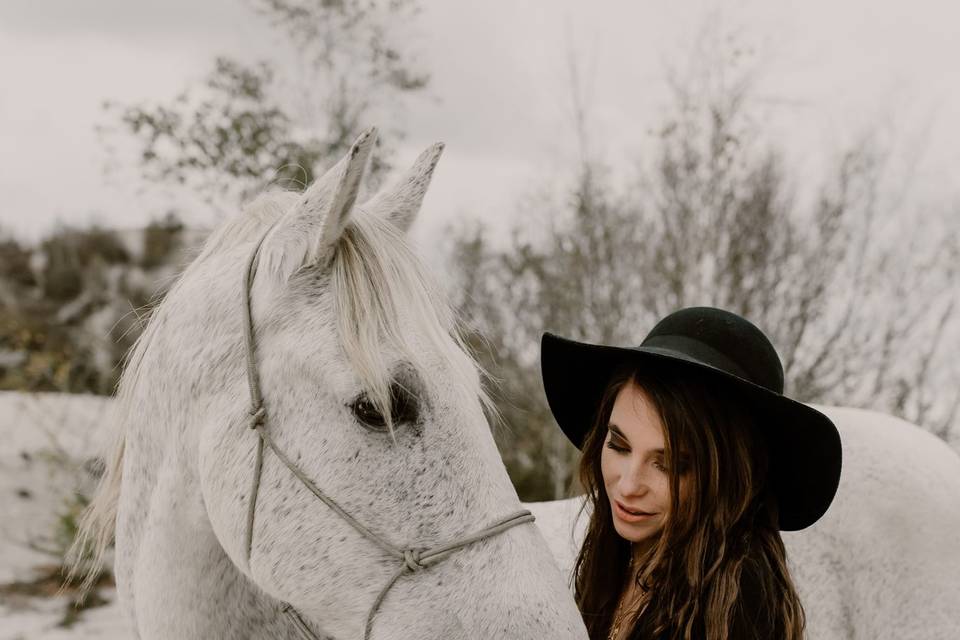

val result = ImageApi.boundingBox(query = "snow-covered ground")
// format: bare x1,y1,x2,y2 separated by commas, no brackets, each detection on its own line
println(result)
0,391,129,639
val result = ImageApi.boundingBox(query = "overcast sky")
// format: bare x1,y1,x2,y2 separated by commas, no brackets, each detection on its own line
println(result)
1,0,958,248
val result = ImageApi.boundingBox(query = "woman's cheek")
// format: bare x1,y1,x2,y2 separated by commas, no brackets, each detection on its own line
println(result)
654,475,673,511
600,447,614,486
601,447,626,491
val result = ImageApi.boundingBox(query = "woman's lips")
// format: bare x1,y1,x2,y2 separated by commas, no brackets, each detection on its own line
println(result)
613,499,656,523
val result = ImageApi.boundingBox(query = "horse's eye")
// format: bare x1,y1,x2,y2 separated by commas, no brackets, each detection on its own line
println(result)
350,396,388,430
349,386,420,433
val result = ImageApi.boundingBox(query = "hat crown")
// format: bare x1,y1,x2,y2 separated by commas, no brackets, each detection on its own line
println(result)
641,307,784,394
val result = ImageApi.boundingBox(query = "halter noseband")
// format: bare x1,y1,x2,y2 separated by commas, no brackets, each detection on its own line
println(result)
239,226,535,640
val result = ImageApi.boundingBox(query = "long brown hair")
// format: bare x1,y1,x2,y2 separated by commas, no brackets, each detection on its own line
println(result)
573,361,806,640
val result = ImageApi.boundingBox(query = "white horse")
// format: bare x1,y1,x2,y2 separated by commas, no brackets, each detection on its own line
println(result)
74,128,589,639
527,405,960,640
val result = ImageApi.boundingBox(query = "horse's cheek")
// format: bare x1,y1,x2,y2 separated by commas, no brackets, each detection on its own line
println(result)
197,417,254,576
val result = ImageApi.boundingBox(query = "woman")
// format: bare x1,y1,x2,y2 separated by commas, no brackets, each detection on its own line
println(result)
540,307,842,640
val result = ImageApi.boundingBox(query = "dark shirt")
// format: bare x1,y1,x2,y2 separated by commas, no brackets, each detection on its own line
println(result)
628,561,777,640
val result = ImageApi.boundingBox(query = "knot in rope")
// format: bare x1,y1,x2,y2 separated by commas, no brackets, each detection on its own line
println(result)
401,548,426,573
248,405,266,430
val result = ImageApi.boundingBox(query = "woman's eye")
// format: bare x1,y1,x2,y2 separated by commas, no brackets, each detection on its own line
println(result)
606,440,628,454
652,459,668,472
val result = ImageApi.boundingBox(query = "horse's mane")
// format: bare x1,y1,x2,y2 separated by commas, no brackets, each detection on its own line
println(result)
69,190,493,591
331,206,493,439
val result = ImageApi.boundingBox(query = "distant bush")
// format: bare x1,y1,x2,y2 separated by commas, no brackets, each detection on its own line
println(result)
0,221,182,395
0,308,98,392
39,226,130,302
0,237,36,288
141,212,184,269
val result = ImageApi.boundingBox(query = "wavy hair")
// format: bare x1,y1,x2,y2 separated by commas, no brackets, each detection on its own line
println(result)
572,362,806,640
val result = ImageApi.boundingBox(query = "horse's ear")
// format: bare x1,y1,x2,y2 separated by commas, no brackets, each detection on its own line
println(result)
362,142,444,233
260,127,377,280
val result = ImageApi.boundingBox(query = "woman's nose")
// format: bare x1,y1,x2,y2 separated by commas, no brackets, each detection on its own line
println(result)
618,459,650,496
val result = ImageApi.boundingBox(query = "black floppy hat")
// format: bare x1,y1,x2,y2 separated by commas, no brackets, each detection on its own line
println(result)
540,306,842,531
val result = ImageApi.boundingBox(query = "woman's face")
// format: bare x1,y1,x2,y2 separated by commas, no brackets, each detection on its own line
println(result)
600,380,682,543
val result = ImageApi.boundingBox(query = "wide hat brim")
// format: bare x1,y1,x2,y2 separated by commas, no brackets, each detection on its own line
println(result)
541,332,842,531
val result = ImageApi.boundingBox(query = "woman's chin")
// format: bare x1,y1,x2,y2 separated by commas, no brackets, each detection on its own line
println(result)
612,518,661,543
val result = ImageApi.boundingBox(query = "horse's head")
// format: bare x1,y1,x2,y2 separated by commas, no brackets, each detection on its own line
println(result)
150,128,589,638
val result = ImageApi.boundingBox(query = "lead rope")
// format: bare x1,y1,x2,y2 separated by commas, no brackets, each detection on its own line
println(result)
239,228,535,640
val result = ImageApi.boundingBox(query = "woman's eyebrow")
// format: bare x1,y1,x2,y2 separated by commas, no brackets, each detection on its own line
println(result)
608,424,629,441
608,426,668,452
606,428,690,464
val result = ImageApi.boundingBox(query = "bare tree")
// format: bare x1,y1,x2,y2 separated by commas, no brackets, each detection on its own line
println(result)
99,0,429,212
446,27,960,501
2,1,432,397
